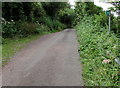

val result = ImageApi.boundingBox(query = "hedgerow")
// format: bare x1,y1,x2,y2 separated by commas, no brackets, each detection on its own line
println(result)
75,16,119,86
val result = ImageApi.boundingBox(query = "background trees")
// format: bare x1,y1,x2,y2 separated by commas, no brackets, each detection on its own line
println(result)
74,2,119,35
2,2,46,22
109,1,120,35
2,2,73,38
2,2,119,37
57,8,75,27
41,2,70,19
74,2,104,25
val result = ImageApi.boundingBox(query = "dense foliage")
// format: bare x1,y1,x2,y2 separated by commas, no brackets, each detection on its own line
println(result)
74,2,119,86
74,2,120,35
74,2,103,25
57,8,75,27
2,2,74,38
110,1,120,35
75,16,119,86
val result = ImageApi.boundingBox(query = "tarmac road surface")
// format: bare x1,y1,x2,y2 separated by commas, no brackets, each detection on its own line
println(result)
2,29,84,86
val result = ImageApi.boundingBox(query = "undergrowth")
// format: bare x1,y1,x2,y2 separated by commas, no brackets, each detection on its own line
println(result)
75,16,119,86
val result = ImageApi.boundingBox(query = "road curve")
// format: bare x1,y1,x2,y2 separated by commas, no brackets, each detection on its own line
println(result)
2,29,84,86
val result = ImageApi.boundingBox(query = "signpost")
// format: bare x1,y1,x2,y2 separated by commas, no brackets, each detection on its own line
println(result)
105,10,111,34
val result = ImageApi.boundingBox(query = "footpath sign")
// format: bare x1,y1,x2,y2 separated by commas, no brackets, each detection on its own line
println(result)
105,10,111,33
105,10,111,16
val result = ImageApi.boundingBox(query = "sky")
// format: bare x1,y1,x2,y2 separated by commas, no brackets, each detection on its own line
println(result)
94,0,114,10
69,0,114,10
69,0,118,16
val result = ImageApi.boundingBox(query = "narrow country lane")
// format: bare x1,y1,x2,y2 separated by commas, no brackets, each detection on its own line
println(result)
2,29,84,86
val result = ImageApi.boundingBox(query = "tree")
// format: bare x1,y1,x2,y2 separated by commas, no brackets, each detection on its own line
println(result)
108,1,120,34
74,2,103,25
111,1,120,16
41,2,70,19
2,2,46,22
2,2,23,21
57,8,75,27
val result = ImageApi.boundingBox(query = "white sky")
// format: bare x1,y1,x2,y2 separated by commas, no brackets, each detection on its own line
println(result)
94,0,114,10
69,0,118,16
69,0,114,10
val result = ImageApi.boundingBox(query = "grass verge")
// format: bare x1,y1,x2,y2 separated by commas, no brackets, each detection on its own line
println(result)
75,17,119,86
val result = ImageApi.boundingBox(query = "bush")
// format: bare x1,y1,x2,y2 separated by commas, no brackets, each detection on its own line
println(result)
52,20,66,31
75,16,119,86
18,22,39,36
111,17,120,35
39,16,53,30
2,19,50,38
39,16,66,31
94,13,108,27
57,8,75,28
35,24,50,34
2,15,66,39
2,20,18,38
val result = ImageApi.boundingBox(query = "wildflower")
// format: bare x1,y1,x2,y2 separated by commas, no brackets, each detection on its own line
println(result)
1,17,5,21
7,22,10,24
102,59,111,64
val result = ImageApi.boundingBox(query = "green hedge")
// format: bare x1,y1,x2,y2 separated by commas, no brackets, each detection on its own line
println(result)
75,16,119,86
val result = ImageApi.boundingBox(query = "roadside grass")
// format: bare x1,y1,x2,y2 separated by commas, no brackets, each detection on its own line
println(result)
75,17,119,86
2,32,49,66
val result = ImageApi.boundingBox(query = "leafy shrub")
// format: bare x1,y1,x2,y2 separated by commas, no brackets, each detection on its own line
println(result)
2,19,50,38
94,13,108,27
57,8,75,27
2,20,18,38
52,20,66,31
35,24,50,34
18,22,38,36
39,16,66,31
39,16,53,30
111,17,120,35
75,16,119,86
